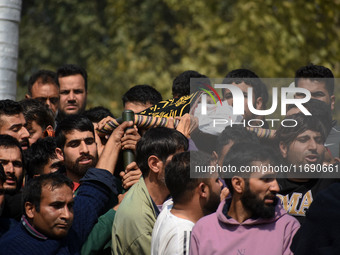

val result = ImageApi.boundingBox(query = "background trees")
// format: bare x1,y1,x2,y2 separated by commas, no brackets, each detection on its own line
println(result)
18,0,340,118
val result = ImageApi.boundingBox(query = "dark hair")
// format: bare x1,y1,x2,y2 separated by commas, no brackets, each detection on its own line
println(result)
223,69,268,108
172,70,207,98
136,127,188,177
27,70,57,96
0,99,23,120
84,106,114,123
55,114,94,149
295,64,334,96
216,125,259,155
275,113,327,147
286,98,332,136
19,99,55,130
224,142,279,194
0,134,23,154
122,85,162,107
56,64,88,91
0,134,25,180
23,172,73,215
25,137,59,179
165,151,211,204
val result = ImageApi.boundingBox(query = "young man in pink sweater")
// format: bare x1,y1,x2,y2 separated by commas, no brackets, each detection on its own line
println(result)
190,142,300,255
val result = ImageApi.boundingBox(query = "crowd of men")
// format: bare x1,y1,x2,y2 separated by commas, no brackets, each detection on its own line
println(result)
0,63,339,255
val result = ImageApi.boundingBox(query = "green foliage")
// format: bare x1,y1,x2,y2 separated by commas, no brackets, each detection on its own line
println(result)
18,0,340,119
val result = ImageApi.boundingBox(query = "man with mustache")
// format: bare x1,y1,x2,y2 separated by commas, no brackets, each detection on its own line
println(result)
55,115,98,190
25,69,59,116
0,99,30,150
190,143,300,255
0,135,24,221
276,113,339,224
56,64,88,122
294,64,340,158
0,120,132,254
0,135,24,194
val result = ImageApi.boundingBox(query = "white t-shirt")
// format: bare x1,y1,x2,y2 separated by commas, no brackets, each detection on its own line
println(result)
151,202,195,255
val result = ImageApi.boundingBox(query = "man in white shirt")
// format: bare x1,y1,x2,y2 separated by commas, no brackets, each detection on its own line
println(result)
151,151,225,255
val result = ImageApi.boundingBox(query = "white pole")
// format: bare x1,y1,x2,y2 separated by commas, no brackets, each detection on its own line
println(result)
0,0,21,100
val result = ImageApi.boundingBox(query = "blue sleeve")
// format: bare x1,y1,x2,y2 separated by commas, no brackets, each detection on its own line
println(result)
70,168,118,249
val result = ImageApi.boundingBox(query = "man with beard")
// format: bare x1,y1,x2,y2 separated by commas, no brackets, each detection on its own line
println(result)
0,135,25,220
275,113,339,224
0,120,133,254
0,163,18,237
0,99,30,150
55,115,98,190
151,151,224,255
56,64,88,122
294,64,340,158
190,143,300,255
112,127,188,255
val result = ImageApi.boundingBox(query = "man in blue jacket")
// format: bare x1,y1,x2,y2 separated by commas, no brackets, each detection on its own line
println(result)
0,120,132,255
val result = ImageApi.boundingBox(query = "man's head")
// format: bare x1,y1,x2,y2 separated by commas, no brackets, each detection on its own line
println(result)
84,106,114,123
55,115,97,182
136,127,188,186
224,142,280,219
122,85,162,113
26,70,59,115
166,151,222,215
25,137,62,179
172,70,207,98
295,64,335,111
222,69,268,121
276,113,327,167
20,99,55,146
215,125,259,167
286,98,332,136
56,64,88,117
0,100,30,150
23,172,74,239
0,135,24,193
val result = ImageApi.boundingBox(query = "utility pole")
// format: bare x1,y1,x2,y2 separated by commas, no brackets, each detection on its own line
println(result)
0,0,21,100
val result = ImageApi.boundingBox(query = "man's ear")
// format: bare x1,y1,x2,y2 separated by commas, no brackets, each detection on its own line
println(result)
148,155,162,174
198,182,209,198
44,125,55,137
211,151,218,165
25,201,35,219
231,176,245,194
279,141,288,158
256,97,263,110
55,148,64,161
330,95,335,111
25,94,31,99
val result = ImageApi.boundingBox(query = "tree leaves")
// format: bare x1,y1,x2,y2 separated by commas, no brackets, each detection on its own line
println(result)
18,0,340,118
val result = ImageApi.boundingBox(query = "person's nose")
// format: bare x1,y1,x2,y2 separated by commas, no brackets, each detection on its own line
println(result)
60,205,72,222
67,91,76,102
20,126,30,140
270,179,280,193
80,140,89,154
308,139,318,151
4,162,14,175
45,98,52,108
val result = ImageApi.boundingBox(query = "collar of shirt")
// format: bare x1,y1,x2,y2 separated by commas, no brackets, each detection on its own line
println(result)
21,215,48,240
